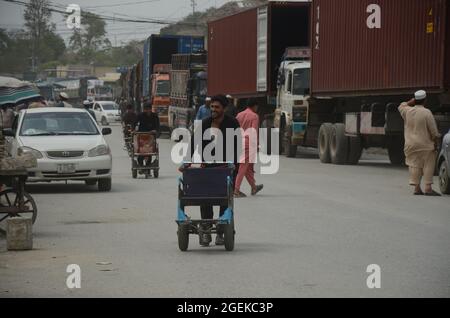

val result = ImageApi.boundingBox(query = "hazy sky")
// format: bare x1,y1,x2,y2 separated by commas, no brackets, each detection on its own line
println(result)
0,0,231,45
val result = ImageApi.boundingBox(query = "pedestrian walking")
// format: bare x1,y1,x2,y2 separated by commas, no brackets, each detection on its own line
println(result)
195,97,212,121
225,94,238,117
234,98,264,198
398,90,441,196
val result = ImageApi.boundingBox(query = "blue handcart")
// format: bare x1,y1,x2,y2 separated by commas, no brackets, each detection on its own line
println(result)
176,163,235,251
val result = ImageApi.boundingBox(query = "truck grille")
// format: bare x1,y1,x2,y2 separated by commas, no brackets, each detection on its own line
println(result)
47,151,84,158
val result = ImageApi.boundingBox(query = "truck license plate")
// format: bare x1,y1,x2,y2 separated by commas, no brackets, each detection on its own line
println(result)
57,164,76,174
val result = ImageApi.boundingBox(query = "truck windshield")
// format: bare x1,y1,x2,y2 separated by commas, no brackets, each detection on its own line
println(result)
156,80,170,96
293,68,310,96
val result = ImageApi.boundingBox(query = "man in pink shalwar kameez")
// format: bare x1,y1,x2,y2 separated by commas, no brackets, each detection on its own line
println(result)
234,99,264,197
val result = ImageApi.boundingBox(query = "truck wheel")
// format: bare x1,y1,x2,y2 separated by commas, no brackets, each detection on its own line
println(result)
387,136,405,165
286,132,297,158
177,224,190,252
318,123,333,163
330,123,349,165
279,118,286,155
347,136,362,165
439,160,450,194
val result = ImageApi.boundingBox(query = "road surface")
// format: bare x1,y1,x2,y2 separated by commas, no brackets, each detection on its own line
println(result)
1,125,449,297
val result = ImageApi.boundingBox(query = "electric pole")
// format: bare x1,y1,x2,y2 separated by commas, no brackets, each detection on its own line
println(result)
191,0,196,15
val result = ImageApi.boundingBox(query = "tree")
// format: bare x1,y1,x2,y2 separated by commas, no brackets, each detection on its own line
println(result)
69,12,111,64
23,0,52,70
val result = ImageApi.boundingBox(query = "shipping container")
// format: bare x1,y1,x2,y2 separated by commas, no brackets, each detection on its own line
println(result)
143,35,205,98
311,0,450,96
207,1,311,98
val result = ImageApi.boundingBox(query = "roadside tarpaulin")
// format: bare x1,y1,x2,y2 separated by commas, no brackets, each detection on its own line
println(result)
0,76,40,106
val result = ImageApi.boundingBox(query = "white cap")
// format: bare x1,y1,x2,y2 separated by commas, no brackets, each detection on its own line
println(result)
205,97,211,101
226,94,232,99
59,92,69,99
415,90,426,100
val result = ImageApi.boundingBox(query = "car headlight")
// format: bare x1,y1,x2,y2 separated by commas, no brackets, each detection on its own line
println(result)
88,145,110,157
18,146,43,159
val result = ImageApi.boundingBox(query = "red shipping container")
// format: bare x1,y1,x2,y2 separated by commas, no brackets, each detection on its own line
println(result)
311,0,450,96
208,2,311,98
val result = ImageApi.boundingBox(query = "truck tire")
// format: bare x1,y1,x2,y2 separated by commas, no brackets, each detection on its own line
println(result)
279,116,286,155
286,129,297,158
347,136,362,165
438,160,450,194
318,123,333,163
330,123,349,165
387,135,405,165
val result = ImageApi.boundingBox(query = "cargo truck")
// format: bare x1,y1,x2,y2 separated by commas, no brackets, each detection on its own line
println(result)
142,35,205,123
168,52,207,132
208,0,450,165
150,64,171,130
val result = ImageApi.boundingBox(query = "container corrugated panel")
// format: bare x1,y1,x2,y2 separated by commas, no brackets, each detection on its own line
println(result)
446,1,450,87
143,38,151,98
312,0,448,95
208,8,258,97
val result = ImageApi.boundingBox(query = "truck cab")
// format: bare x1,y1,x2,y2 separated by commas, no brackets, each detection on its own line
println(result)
151,66,171,130
275,48,311,157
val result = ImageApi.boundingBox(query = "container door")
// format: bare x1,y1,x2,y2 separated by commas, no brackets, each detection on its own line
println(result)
257,6,268,92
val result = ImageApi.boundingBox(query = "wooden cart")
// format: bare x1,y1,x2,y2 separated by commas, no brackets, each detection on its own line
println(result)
0,169,37,224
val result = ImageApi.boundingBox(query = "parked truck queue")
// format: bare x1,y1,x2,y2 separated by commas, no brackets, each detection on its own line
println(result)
120,0,450,168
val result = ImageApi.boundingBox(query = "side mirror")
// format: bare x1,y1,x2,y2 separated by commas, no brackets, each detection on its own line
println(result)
2,128,15,137
102,128,112,136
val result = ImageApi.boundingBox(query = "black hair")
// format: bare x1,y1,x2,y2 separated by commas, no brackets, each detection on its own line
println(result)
127,103,133,110
143,101,152,109
246,98,258,108
210,94,228,108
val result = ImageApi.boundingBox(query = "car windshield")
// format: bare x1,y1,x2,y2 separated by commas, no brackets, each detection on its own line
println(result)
101,103,118,111
20,112,99,136
156,80,170,96
293,68,310,96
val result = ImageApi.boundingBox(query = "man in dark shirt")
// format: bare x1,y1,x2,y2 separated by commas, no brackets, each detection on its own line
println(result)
135,102,160,133
135,102,160,167
190,94,241,246
122,104,138,129
224,94,238,118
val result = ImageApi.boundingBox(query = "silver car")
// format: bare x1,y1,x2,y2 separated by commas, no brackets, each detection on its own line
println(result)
438,130,450,194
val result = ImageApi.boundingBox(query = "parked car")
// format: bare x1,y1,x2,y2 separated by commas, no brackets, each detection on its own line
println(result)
438,130,450,194
92,101,120,126
4,107,113,191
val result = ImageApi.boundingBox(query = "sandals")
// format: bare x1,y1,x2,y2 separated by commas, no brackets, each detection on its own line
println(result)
234,191,247,198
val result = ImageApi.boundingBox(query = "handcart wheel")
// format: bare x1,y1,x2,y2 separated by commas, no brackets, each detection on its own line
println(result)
0,189,37,224
223,220,235,251
177,224,190,251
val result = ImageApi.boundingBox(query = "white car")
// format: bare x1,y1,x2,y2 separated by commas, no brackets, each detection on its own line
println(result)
4,107,113,192
92,101,120,126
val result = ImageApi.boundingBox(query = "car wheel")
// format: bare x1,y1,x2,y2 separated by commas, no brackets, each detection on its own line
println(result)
98,178,112,192
439,160,450,194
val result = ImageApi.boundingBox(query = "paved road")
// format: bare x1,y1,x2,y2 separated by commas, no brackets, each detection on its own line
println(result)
0,125,449,297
